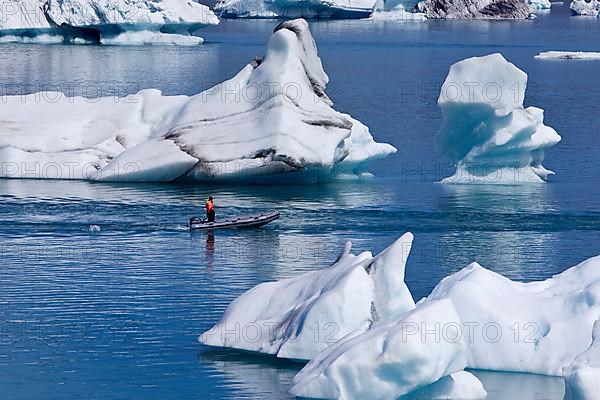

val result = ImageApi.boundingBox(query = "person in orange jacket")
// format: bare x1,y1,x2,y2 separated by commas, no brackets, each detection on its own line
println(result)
205,196,215,222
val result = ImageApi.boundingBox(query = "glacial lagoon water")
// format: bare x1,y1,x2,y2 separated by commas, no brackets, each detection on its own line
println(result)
2,4,600,399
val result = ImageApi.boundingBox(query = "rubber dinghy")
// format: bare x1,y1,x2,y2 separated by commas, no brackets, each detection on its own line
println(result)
189,211,280,231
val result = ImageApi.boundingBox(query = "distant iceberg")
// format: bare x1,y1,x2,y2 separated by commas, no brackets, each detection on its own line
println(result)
415,0,532,19
437,53,561,184
214,0,375,19
527,0,551,10
371,0,427,20
0,0,219,45
536,51,600,60
0,19,395,182
570,0,600,16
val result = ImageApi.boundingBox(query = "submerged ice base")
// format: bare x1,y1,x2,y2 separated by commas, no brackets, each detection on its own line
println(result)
0,19,395,183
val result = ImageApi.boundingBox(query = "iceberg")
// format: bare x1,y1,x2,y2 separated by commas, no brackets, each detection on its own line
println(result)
536,51,600,60
527,0,551,10
426,257,600,376
0,0,219,45
563,321,600,400
289,300,486,399
436,53,561,184
371,0,427,20
0,19,395,182
570,0,600,16
214,0,375,19
415,0,532,19
199,234,415,360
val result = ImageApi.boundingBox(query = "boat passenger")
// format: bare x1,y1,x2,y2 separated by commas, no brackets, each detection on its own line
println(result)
205,196,215,222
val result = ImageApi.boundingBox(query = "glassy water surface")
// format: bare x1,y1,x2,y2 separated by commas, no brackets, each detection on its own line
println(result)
1,5,599,399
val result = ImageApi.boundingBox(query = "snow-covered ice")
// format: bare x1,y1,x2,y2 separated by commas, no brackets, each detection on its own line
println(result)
289,299,486,399
0,0,219,45
426,257,600,376
199,234,415,360
563,321,600,400
437,53,561,184
570,0,600,16
0,19,395,182
536,51,600,60
214,0,375,19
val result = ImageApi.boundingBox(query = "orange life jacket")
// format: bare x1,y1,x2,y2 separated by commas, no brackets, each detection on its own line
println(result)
206,200,214,213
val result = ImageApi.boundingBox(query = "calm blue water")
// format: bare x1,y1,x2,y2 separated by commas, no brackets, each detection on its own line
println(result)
2,4,600,398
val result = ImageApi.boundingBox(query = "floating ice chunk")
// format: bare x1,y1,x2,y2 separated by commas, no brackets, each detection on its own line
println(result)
0,0,218,45
536,51,600,60
289,300,484,399
199,234,415,361
570,0,600,16
0,19,395,183
563,321,600,400
89,224,101,232
426,257,600,376
527,0,551,10
371,2,427,20
437,53,561,184
214,0,375,19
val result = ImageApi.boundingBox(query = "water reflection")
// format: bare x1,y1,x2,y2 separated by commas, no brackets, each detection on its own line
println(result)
198,349,301,400
472,370,564,400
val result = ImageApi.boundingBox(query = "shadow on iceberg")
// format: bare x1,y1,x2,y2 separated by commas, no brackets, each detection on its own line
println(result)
0,19,395,183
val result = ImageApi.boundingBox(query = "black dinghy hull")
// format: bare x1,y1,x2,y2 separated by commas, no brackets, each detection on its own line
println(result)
189,211,280,231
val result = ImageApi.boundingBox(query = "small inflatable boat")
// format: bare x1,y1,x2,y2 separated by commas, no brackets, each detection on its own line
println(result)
189,211,280,231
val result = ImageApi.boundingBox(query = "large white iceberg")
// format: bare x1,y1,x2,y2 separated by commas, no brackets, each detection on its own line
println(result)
563,321,600,400
199,234,415,360
570,0,600,16
437,53,561,184
0,19,395,182
426,257,600,376
289,299,486,400
0,0,219,45
214,0,375,19
201,231,600,398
